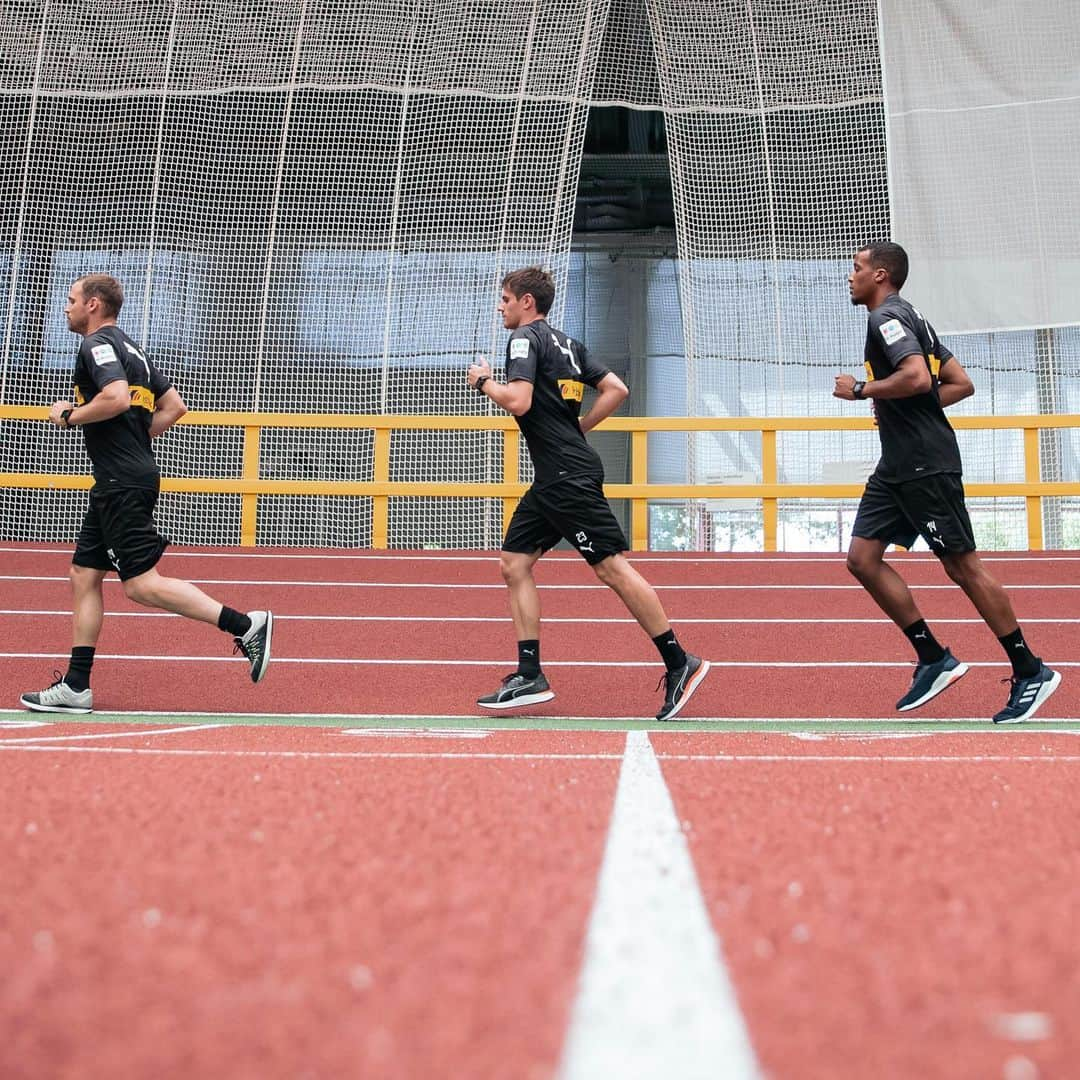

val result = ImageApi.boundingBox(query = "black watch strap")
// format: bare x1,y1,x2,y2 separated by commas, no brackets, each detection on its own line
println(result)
61,408,74,428
851,381,866,400
475,375,489,393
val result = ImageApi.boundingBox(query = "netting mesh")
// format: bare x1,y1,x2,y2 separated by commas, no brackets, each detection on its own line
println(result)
1,0,1078,551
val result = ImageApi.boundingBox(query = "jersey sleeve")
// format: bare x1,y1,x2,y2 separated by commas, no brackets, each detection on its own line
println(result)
505,329,537,383
577,343,611,388
80,338,129,391
148,360,172,398
869,308,924,371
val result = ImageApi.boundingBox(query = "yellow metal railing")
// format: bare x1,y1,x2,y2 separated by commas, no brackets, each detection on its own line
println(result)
2,406,1079,550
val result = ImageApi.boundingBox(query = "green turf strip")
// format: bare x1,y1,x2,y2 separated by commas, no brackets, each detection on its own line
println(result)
2,709,1079,734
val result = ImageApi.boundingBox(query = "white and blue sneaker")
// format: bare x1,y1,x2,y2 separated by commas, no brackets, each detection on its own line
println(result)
992,664,1061,724
477,672,555,710
896,648,968,711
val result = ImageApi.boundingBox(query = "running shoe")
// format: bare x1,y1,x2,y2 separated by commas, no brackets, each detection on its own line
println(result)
992,664,1061,724
896,649,968,711
656,654,711,721
477,672,555,709
21,671,92,714
235,610,273,683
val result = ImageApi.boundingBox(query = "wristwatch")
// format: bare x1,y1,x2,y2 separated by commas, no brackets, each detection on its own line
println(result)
851,381,866,400
60,408,75,428
474,375,489,393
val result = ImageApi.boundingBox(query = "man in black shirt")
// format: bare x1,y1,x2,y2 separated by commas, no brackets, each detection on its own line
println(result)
467,267,709,720
835,243,1059,723
20,274,273,714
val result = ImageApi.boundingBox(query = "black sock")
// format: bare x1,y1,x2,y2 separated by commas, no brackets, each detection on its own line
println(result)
517,639,541,678
65,646,95,692
998,628,1041,678
218,606,251,637
902,620,947,665
653,629,687,672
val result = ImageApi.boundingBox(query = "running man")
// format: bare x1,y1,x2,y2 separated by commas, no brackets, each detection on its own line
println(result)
20,273,272,714
836,242,1060,723
467,267,709,720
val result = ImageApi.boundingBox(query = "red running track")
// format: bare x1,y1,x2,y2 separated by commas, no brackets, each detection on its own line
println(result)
1,545,1077,718
2,722,1079,1078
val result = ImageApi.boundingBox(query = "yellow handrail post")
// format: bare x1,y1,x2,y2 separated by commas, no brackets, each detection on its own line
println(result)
373,425,391,549
502,428,520,533
761,428,778,552
631,429,648,550
1024,426,1044,551
241,424,260,547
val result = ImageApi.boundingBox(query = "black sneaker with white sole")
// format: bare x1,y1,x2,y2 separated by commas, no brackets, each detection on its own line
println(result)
896,648,968,711
477,672,555,710
21,671,93,714
234,610,273,683
656,654,711,721
992,664,1061,724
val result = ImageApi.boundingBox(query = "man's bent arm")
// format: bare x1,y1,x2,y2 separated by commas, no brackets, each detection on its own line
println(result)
580,372,629,433
937,356,975,409
150,387,188,437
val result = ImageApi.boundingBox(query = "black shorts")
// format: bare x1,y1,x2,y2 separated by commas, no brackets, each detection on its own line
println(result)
852,471,976,557
73,486,169,581
503,475,628,566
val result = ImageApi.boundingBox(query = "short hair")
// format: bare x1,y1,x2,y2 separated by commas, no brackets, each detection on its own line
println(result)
859,242,908,289
501,267,555,315
77,273,124,317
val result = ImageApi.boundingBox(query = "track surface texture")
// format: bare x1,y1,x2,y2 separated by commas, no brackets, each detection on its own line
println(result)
2,545,1077,1079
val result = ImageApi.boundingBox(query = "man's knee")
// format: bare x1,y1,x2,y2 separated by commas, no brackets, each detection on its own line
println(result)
499,551,536,585
592,554,623,587
70,564,104,592
941,552,980,588
122,570,158,607
846,542,883,581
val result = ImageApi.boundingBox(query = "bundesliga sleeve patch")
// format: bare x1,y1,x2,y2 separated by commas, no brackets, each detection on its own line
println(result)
878,319,907,346
509,338,531,360
91,343,119,367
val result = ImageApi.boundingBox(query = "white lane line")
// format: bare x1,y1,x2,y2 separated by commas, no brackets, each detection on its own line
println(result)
2,708,1076,724
2,653,1078,669
0,746,622,760
559,731,760,1080
0,723,228,744
2,575,1078,591
1,546,1074,564
0,744,1078,763
3,610,1080,626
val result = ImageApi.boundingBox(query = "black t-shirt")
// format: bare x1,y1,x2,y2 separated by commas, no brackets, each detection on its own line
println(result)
73,325,172,489
504,319,611,487
863,295,962,482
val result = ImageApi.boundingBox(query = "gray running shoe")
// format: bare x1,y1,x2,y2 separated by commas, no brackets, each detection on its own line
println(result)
477,672,555,710
21,672,92,714
896,649,968,711
235,610,273,683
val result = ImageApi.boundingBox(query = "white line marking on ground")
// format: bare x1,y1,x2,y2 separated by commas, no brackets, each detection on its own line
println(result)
0,723,228,744
2,653,1076,669
0,745,1078,763
0,546,1073,564
0,708,1076,725
559,731,760,1080
339,728,492,739
0,719,50,729
2,610,1079,626
1,575,1076,591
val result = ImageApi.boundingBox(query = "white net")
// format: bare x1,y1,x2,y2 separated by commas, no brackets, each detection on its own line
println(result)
2,0,1079,551
0,0,608,547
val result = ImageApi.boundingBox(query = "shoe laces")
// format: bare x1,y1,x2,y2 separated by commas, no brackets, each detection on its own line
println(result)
48,668,64,689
